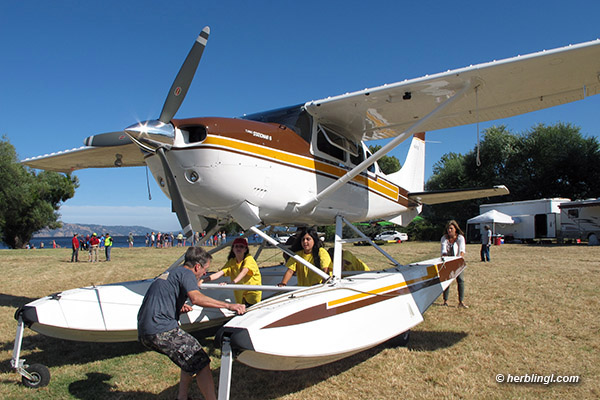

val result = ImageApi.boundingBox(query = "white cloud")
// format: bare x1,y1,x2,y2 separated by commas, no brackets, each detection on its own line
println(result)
59,205,181,232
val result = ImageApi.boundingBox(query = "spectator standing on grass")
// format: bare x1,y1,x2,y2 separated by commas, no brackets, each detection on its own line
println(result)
440,220,468,308
137,247,245,400
104,233,113,261
71,234,79,262
128,232,134,249
89,233,100,262
481,225,492,262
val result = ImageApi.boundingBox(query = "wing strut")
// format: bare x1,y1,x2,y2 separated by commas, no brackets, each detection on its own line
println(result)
296,81,473,214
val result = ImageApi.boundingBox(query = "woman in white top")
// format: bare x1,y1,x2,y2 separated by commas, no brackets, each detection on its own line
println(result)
440,220,468,308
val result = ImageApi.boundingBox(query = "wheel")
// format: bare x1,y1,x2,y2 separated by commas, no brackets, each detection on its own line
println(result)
21,363,50,388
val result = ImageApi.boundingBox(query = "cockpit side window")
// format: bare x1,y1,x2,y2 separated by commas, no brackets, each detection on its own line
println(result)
317,128,345,161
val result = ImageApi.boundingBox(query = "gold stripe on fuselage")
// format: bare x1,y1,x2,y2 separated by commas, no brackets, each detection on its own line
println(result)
201,135,402,202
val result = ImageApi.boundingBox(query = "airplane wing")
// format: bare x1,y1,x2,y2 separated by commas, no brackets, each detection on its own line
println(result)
408,185,510,205
22,143,146,173
305,40,600,143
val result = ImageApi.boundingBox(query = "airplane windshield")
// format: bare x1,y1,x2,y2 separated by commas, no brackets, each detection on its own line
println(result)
242,104,312,142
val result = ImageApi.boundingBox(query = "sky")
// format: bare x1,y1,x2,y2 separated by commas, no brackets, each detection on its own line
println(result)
2,1,599,232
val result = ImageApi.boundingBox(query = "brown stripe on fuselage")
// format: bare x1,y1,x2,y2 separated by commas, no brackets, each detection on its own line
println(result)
171,117,411,206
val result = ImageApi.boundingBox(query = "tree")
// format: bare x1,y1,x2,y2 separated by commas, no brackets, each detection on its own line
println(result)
368,145,401,174
515,123,600,200
422,122,600,230
0,137,78,248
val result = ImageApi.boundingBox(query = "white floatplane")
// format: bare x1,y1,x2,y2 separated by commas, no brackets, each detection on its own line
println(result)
13,24,600,396
217,256,464,371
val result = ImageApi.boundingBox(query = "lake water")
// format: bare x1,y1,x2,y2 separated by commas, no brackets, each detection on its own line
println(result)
1,234,266,249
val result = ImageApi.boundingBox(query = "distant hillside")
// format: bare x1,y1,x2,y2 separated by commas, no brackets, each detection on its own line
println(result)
33,223,159,237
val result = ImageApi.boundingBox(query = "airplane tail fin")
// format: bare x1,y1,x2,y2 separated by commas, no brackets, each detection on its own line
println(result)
386,132,425,193
382,133,425,226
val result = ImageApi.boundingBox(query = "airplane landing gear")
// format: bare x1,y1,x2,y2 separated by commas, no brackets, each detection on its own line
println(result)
21,363,51,388
12,313,51,388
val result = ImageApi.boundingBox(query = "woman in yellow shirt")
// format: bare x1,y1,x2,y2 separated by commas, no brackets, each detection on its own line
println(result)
279,227,332,286
204,237,262,306
327,248,370,271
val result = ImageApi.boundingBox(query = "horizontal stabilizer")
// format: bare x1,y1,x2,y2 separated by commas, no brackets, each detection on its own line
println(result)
408,185,509,205
21,143,146,173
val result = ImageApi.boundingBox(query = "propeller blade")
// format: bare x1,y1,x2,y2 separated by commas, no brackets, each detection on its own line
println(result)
159,26,210,124
84,131,132,147
156,148,194,239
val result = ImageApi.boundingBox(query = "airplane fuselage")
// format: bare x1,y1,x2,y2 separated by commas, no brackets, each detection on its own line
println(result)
142,109,420,229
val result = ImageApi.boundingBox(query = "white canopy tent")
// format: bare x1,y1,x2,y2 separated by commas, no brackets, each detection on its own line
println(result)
467,209,515,225
466,209,516,243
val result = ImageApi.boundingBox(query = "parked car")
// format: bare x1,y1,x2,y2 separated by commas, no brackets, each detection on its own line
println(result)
374,231,408,242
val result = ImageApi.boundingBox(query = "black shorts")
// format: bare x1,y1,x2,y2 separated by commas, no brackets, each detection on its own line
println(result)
139,327,210,375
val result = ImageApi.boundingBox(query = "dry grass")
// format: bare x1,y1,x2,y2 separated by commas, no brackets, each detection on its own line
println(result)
0,242,599,399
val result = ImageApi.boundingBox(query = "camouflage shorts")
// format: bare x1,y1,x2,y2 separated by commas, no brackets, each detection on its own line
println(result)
139,327,210,375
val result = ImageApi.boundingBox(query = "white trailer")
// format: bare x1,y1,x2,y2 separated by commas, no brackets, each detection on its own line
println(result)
479,198,570,242
558,199,600,244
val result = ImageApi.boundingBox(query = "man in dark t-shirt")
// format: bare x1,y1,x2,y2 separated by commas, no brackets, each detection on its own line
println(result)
138,247,245,400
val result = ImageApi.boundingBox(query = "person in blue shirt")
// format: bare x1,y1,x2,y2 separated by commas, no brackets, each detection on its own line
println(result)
480,225,492,262
137,247,245,400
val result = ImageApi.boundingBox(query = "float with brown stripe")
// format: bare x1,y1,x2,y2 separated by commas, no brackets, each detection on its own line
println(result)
217,256,465,371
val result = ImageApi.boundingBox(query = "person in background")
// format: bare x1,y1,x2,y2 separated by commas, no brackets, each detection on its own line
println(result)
279,227,332,287
202,237,262,306
71,233,79,262
440,220,467,308
137,247,245,400
481,225,492,262
104,233,113,261
89,233,100,262
128,232,134,249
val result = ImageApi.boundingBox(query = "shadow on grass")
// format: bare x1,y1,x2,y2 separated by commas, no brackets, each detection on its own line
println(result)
2,327,466,398
407,329,468,351
69,372,149,399
0,334,148,373
0,293,37,309
0,331,219,370
219,329,467,399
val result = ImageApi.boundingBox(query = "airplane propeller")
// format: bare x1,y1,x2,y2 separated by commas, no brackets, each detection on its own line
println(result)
123,26,211,239
159,26,210,124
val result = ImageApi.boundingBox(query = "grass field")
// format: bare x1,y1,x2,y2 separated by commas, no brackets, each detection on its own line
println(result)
0,242,598,399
